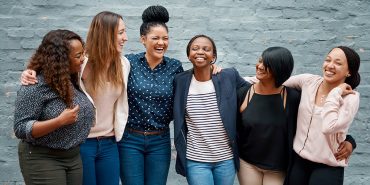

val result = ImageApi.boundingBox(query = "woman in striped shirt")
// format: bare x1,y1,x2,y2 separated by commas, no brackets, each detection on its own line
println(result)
173,35,249,185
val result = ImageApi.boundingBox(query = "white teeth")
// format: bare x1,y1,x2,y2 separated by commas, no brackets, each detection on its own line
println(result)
325,71,335,76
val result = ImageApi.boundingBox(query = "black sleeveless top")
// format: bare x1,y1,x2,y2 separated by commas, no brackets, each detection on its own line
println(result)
237,86,288,171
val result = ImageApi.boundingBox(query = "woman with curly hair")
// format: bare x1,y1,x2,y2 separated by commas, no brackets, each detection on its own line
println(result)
14,29,94,185
20,11,129,185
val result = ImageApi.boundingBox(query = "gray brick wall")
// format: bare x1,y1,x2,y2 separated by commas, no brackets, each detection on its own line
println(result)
1,0,369,184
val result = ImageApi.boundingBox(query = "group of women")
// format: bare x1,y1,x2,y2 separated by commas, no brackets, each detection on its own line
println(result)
14,4,361,185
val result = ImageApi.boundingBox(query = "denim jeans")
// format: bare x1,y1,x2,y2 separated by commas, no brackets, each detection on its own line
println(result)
80,137,120,185
186,159,236,185
118,130,171,185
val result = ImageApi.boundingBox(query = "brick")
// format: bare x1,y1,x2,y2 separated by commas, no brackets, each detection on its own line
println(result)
1,0,370,184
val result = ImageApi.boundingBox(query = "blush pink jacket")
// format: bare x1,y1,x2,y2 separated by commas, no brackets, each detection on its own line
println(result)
284,74,360,167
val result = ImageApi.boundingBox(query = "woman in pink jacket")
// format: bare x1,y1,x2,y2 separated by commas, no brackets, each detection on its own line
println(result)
284,46,361,185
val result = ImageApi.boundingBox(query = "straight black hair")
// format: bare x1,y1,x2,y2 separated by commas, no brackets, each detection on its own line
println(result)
261,47,294,87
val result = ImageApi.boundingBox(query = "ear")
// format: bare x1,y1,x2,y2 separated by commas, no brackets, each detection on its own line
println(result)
140,36,145,45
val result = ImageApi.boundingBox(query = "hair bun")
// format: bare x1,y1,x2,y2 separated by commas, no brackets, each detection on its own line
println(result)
142,5,169,23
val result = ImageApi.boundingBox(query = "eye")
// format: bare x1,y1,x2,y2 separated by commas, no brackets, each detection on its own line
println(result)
191,47,199,51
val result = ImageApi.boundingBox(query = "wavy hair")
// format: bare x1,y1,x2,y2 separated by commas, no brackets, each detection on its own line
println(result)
85,11,124,97
27,29,84,108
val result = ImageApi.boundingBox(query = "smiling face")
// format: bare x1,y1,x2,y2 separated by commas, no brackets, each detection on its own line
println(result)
255,57,274,82
68,39,84,74
188,37,215,69
322,48,350,86
116,18,128,53
141,25,168,61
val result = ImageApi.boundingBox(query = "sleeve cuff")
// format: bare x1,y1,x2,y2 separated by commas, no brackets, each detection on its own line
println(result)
25,120,36,142
345,134,357,150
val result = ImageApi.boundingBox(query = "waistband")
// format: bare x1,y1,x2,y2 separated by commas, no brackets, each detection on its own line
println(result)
86,136,115,140
126,128,168,136
20,140,80,156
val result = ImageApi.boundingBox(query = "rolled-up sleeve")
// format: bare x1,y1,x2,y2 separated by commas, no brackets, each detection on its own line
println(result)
13,84,45,142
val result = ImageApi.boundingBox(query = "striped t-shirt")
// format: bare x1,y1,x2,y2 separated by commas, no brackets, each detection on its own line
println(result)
185,76,233,162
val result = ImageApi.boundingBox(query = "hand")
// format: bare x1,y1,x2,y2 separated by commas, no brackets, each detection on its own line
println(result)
338,83,354,96
21,69,38,85
211,64,222,75
57,105,80,126
335,141,353,163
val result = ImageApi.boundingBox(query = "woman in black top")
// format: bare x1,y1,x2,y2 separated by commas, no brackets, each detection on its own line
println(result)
14,30,94,185
237,47,300,185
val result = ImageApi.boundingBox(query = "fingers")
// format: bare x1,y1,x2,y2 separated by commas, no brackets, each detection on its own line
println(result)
21,69,38,85
72,105,80,112
335,152,347,161
72,105,79,122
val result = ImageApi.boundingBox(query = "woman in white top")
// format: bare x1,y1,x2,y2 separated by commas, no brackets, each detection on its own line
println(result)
283,46,361,185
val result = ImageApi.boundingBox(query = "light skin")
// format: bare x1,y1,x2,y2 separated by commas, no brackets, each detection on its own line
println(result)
315,48,354,106
116,18,128,54
254,58,283,95
141,25,169,69
21,19,128,84
188,37,215,81
31,40,83,138
316,47,355,161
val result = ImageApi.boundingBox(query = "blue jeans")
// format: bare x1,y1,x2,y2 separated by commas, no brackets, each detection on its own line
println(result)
186,159,236,185
118,130,171,185
80,137,120,185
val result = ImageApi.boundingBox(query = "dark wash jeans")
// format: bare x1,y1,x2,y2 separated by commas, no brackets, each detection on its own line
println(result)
80,137,120,185
118,129,171,185
18,140,82,185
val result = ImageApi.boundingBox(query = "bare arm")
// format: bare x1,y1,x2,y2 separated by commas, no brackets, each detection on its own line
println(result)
31,105,79,138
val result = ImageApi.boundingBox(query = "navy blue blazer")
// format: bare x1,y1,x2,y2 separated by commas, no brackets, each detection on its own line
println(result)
173,68,250,176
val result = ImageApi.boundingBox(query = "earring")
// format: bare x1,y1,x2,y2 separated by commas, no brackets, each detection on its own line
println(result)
346,74,351,77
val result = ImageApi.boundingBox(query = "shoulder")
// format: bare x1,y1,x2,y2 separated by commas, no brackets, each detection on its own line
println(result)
125,53,143,63
164,56,182,67
17,75,48,96
174,69,192,81
214,67,238,77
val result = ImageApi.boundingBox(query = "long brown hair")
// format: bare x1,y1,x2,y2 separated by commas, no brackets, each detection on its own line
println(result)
85,11,124,96
27,29,84,108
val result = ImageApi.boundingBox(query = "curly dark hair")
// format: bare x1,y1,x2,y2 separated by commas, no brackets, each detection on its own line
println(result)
27,29,84,108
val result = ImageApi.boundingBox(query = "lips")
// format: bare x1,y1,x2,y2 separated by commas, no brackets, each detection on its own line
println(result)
195,57,206,62
324,70,335,77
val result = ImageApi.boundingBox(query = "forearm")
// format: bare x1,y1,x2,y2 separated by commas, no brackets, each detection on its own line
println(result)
31,117,64,138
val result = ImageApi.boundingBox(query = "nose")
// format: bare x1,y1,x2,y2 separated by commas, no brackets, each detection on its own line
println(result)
123,32,128,41
256,63,265,70
326,61,335,68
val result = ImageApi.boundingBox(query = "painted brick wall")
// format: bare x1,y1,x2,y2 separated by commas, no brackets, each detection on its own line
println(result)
0,0,369,184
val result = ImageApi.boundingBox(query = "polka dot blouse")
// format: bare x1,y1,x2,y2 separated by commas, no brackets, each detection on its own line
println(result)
125,52,183,131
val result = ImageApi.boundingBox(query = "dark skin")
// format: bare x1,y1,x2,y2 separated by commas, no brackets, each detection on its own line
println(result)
335,141,353,162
